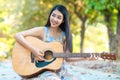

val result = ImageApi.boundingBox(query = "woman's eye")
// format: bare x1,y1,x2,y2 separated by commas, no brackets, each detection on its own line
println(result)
52,14,55,17
58,17,62,19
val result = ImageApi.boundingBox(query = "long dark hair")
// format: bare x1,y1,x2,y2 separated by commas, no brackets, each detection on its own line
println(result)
45,4,72,52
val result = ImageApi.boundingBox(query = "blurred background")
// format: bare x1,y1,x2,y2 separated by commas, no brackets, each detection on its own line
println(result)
0,0,120,61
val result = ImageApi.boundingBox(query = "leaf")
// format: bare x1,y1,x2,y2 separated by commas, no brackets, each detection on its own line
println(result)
0,18,4,22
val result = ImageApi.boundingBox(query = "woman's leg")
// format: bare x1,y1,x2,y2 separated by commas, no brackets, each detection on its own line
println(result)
38,71,61,80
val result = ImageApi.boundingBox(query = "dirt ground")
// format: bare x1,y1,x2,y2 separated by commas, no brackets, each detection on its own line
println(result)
0,59,120,80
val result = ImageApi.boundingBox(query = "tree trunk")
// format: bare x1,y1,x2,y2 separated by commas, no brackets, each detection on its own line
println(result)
108,28,116,52
80,20,85,53
116,10,120,61
73,2,87,53
105,15,116,52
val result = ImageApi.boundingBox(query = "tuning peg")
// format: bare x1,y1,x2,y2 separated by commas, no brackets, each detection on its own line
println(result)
110,53,116,60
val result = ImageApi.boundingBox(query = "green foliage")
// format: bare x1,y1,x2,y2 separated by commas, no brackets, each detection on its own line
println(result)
73,35,80,52
84,24,109,52
72,23,109,53
0,22,15,60
0,18,4,22
86,0,119,36
0,0,116,60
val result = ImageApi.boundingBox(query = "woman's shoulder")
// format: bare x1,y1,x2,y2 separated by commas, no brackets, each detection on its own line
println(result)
29,26,46,39
29,26,46,33
32,26,45,30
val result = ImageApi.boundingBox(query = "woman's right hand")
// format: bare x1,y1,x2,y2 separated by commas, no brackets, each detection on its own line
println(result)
31,48,45,62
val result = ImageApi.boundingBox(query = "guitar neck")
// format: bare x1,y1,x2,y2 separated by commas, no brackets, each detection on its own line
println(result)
53,52,116,60
53,53,100,58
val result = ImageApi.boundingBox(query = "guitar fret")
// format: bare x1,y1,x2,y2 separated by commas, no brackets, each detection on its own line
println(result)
53,53,100,58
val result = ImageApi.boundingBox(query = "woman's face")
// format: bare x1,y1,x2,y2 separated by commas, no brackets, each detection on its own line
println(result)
50,10,64,28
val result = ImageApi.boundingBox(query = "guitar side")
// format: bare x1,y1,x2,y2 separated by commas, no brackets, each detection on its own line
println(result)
12,36,63,78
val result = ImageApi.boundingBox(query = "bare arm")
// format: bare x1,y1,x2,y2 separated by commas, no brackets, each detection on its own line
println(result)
14,27,45,61
63,42,98,62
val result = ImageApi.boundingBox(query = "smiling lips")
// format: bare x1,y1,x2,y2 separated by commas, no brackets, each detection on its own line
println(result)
51,20,58,25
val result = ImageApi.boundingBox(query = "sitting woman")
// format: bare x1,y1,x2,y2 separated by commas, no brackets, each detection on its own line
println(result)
14,4,97,80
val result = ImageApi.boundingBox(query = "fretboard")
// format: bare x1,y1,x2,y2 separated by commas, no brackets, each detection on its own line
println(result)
53,53,100,58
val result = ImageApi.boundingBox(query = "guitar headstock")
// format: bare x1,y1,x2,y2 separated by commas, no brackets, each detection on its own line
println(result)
100,52,116,60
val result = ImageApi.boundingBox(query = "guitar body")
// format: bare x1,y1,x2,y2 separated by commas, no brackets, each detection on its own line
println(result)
12,36,63,78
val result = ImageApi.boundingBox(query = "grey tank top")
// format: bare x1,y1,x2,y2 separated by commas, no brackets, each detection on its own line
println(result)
43,27,65,44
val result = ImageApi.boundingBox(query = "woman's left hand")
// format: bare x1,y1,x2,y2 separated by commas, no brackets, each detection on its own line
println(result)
87,54,99,60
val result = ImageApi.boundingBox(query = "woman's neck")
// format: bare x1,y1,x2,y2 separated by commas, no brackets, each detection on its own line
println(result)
49,27,61,33
48,27,62,38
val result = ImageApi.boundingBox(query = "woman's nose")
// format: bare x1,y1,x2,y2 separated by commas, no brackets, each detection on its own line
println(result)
53,17,58,22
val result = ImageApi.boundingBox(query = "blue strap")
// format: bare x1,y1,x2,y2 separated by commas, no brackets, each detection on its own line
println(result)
45,27,49,34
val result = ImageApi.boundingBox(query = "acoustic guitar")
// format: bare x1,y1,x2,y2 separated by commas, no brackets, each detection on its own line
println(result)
12,36,116,78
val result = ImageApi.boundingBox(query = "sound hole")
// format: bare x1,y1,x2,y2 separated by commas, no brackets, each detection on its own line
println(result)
44,50,53,62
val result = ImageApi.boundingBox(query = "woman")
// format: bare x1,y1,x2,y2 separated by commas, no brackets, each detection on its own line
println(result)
14,4,94,80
